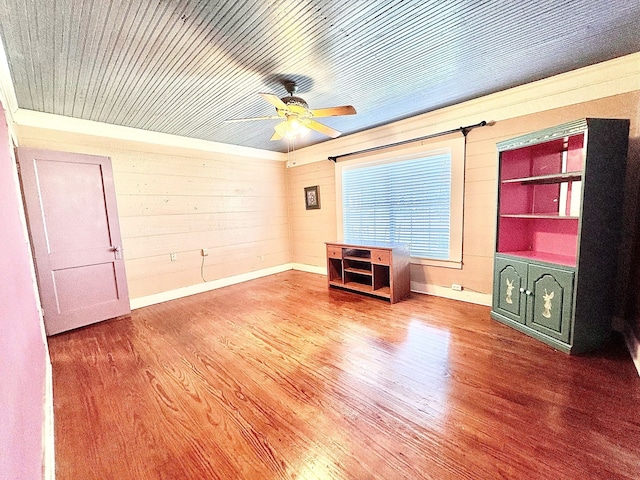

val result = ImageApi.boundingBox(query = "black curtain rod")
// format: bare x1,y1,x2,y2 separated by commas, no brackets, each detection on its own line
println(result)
328,120,488,162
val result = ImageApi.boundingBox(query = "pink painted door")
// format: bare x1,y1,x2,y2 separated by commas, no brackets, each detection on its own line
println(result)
17,148,130,335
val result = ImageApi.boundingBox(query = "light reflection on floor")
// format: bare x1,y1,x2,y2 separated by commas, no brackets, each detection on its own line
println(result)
395,320,451,402
289,318,453,477
337,319,451,430
290,448,342,480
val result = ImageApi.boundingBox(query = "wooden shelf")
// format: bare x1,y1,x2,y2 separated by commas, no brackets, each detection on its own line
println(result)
373,286,391,296
502,171,582,185
344,267,372,276
326,242,410,304
500,213,579,220
332,282,392,299
343,281,373,293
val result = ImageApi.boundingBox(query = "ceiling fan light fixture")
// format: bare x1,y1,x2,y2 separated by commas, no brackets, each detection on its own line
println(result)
285,116,309,138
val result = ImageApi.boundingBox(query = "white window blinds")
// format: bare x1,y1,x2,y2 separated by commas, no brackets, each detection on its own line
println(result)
342,151,452,260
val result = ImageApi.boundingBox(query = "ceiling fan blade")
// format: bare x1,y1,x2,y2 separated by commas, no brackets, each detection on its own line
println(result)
259,93,288,110
224,115,281,123
310,105,356,117
304,119,342,138
270,130,283,141
270,121,289,141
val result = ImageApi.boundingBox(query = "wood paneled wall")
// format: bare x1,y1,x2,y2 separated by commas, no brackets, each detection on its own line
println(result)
286,91,640,309
14,128,290,299
286,160,337,268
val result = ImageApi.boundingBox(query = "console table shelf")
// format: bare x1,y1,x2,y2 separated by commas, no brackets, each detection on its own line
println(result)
326,242,410,303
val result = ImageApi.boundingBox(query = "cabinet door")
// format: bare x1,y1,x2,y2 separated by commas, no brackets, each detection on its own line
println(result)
493,256,528,324
526,265,574,343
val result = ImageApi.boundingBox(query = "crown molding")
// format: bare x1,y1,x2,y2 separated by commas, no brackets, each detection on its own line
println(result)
13,109,287,161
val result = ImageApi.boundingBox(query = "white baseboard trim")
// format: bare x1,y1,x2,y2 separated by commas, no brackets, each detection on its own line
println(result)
130,263,295,309
130,264,493,310
131,262,330,309
291,263,327,275
411,282,492,306
43,356,54,480
621,322,640,378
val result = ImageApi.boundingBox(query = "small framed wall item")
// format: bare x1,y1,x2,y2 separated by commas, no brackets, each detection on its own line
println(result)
304,185,320,210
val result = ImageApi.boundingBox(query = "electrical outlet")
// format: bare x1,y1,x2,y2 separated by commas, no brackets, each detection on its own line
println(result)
451,283,463,291
201,248,209,256
170,253,177,262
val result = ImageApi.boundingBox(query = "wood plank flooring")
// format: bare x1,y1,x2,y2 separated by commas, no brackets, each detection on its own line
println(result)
48,270,640,479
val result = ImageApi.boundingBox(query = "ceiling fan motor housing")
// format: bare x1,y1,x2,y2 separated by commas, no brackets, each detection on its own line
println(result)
281,96,309,111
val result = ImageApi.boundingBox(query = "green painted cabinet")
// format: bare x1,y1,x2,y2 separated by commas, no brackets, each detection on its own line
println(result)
526,264,573,344
490,118,629,354
493,256,527,324
494,256,574,348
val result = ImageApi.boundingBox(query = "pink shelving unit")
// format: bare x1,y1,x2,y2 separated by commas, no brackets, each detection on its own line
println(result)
497,132,584,267
491,118,630,354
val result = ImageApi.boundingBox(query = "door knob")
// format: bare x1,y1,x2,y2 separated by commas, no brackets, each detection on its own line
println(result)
111,246,120,252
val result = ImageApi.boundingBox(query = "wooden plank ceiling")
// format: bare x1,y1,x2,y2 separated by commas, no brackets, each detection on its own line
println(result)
1,0,639,153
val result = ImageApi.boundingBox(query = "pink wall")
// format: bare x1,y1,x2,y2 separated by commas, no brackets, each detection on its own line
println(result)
0,105,46,478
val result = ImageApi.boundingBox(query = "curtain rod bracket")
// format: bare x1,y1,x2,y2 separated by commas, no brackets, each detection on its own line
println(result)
462,120,487,137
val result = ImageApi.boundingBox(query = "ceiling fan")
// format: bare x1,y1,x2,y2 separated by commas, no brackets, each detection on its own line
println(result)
225,81,356,141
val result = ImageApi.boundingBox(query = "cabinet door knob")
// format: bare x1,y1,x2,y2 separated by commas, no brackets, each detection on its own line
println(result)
519,287,525,293
525,290,532,296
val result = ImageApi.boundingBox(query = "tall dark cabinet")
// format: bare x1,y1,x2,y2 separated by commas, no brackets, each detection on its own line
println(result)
490,118,630,353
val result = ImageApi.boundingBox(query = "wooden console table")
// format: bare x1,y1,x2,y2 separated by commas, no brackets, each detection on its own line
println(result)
325,242,411,303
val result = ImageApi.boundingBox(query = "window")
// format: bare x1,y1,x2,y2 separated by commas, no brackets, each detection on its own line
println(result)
336,137,464,267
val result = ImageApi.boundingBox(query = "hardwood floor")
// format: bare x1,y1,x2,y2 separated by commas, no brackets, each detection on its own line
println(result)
48,270,640,479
